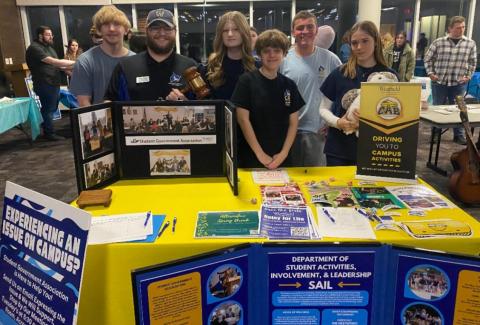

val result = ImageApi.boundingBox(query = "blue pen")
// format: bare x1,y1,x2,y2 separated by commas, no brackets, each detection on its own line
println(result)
143,211,152,227
355,208,373,221
322,208,336,223
158,221,170,237
172,217,177,233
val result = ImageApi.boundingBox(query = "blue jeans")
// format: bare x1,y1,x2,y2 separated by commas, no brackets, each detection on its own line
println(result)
33,82,60,136
431,82,466,137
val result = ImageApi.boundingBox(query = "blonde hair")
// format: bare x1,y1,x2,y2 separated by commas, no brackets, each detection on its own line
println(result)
342,21,387,79
255,29,290,55
93,5,131,32
207,11,255,88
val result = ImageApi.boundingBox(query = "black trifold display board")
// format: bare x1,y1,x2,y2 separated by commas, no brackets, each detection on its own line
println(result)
70,100,238,195
132,243,480,325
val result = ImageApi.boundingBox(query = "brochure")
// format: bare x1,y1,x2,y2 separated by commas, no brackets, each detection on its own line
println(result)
260,183,306,207
387,185,454,210
195,211,260,238
351,187,406,209
308,186,358,207
397,219,472,239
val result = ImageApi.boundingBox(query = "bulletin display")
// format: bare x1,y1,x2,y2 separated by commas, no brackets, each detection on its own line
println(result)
70,100,238,195
131,243,480,324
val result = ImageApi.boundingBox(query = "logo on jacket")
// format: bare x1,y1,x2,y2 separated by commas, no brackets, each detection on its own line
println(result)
169,72,182,87
284,89,291,107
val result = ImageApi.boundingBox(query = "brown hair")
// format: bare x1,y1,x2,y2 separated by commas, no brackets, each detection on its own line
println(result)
93,5,131,32
291,10,317,30
449,16,465,28
255,29,290,55
342,20,387,79
207,11,255,88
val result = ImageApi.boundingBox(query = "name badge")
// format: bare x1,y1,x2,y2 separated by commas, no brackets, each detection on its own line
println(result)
136,76,150,84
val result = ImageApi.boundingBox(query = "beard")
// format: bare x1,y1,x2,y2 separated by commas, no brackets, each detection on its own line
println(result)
147,36,175,54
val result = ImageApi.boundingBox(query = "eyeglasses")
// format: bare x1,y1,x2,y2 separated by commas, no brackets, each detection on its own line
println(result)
148,26,175,34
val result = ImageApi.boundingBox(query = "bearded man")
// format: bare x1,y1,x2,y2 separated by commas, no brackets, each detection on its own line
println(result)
104,8,197,101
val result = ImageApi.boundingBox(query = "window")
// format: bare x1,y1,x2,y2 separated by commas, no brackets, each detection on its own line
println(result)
27,6,63,58
253,1,291,37
64,6,102,52
418,0,470,58
380,0,416,46
295,0,358,52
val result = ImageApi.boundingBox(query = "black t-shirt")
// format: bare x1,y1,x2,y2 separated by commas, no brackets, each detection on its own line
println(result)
25,40,61,86
231,70,305,168
104,51,196,101
320,64,398,162
392,45,404,73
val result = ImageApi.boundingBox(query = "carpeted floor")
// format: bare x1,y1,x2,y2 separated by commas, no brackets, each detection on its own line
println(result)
0,112,479,219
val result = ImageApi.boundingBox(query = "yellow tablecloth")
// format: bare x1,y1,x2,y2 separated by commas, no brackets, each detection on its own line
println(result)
76,167,480,325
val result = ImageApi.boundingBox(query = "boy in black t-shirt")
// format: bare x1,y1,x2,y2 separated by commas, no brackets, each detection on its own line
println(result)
231,29,305,169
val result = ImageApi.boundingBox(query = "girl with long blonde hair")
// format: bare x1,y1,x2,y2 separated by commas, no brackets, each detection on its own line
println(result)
205,11,257,99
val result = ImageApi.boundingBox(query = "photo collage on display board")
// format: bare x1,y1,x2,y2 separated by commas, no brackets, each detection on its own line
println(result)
71,100,238,194
71,102,118,192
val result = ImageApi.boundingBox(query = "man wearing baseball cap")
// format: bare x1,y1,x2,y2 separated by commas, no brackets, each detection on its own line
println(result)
104,8,197,101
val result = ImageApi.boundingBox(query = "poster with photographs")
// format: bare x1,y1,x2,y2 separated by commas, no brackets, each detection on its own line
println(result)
149,149,191,176
83,153,116,188
123,104,217,146
225,106,233,157
78,107,114,159
226,152,234,187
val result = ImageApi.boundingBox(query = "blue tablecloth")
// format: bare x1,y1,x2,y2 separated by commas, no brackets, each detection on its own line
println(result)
0,97,43,140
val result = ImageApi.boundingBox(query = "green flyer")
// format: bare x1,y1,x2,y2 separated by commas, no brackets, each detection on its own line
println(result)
195,211,260,238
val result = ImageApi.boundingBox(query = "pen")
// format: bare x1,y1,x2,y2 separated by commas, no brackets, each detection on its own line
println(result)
158,221,170,237
144,211,152,227
322,208,336,223
172,217,177,233
355,208,374,221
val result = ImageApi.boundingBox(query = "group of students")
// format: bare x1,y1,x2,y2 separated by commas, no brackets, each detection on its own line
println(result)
28,4,399,167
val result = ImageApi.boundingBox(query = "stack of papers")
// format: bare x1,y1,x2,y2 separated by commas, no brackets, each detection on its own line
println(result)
397,219,472,239
88,211,156,245
316,207,376,240
387,185,454,210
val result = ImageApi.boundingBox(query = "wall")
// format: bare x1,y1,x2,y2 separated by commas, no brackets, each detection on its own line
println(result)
0,0,26,69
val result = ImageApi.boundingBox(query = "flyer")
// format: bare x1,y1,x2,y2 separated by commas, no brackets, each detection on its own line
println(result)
308,186,358,207
387,185,454,210
260,205,313,240
356,83,421,183
351,187,405,209
260,183,306,207
195,211,260,238
0,182,91,325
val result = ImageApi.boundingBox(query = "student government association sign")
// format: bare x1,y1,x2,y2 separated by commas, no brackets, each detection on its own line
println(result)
0,182,91,325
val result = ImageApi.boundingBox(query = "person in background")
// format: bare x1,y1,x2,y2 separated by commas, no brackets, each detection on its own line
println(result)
26,25,75,141
203,11,257,100
314,25,335,50
89,26,103,46
250,26,259,59
339,31,351,63
232,29,303,169
424,15,477,145
104,8,196,101
65,39,83,61
319,21,397,166
417,33,428,59
280,10,341,167
384,31,414,81
381,32,394,49
70,5,134,106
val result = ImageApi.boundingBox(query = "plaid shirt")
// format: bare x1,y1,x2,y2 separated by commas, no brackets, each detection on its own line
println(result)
424,35,477,86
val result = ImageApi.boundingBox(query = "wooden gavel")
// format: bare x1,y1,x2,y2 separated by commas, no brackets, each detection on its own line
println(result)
181,66,211,99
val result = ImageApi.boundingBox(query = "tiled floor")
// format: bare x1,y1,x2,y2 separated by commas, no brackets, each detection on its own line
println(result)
0,113,479,220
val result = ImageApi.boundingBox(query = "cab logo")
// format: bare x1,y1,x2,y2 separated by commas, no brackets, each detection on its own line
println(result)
376,97,401,120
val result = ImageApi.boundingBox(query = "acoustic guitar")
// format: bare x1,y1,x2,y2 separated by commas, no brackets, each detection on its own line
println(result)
449,96,480,204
